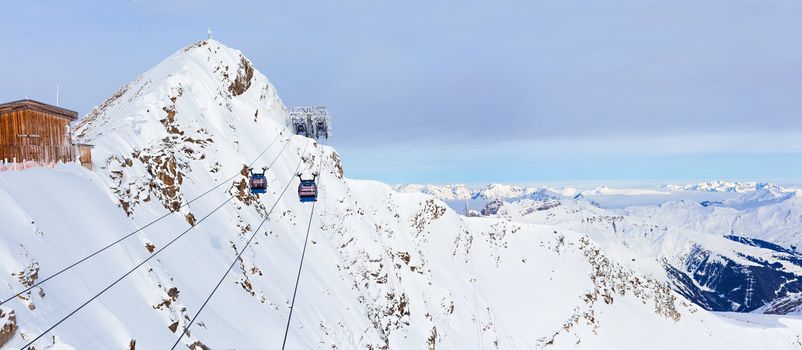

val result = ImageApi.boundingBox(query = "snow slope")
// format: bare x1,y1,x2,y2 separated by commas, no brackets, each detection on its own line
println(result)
1,40,801,349
487,185,802,314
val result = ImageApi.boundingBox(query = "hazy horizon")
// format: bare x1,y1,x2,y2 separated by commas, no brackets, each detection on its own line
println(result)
2,1,800,183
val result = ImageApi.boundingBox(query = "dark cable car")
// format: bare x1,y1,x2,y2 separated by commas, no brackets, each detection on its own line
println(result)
316,120,328,139
249,167,268,194
295,123,308,137
297,173,318,202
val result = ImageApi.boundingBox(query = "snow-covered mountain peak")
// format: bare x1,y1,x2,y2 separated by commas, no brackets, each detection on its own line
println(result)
71,39,293,218
392,183,472,200
664,180,785,193
472,183,533,200
75,38,284,151
724,186,796,210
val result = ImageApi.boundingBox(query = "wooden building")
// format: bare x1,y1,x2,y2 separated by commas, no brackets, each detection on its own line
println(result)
0,99,78,164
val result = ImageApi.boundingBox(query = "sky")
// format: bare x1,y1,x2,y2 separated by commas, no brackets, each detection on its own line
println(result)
1,0,800,184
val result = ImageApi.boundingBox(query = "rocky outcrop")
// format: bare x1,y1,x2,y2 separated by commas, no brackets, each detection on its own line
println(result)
667,238,802,313
0,308,18,348
538,235,682,347
229,56,254,96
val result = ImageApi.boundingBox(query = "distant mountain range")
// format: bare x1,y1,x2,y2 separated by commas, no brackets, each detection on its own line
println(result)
662,181,786,193
399,180,802,316
394,181,794,202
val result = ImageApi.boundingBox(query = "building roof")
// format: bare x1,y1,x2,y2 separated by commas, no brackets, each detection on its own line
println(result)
0,99,79,121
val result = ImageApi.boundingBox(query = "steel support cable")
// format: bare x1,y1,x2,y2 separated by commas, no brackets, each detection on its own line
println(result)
21,192,236,349
279,200,317,350
0,129,288,307
280,146,325,350
22,134,298,349
171,140,311,349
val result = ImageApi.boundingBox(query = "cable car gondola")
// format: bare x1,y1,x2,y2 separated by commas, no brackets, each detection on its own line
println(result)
297,173,318,202
295,123,308,137
249,167,268,194
315,120,328,139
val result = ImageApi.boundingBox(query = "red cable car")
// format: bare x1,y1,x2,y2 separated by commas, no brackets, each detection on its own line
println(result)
297,173,318,202
249,167,268,194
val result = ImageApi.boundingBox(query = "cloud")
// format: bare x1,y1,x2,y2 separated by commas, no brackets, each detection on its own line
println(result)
313,0,802,147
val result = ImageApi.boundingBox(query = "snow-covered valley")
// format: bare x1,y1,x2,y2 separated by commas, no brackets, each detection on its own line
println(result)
2,40,802,349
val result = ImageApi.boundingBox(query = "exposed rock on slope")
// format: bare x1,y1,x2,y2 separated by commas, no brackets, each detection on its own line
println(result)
0,308,18,348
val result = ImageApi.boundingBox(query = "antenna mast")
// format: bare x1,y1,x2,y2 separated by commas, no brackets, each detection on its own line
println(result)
56,84,60,107
207,28,213,40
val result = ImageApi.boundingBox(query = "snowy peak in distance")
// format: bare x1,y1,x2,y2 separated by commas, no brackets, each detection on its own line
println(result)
664,181,785,193
393,183,568,201
392,184,472,200
396,181,796,204
472,183,546,200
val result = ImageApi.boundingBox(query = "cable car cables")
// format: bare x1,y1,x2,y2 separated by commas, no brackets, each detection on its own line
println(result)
20,191,238,349
0,129,288,307
18,135,296,349
171,140,311,349
281,147,325,350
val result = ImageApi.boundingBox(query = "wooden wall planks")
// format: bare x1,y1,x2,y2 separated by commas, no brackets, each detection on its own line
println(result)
0,109,74,163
